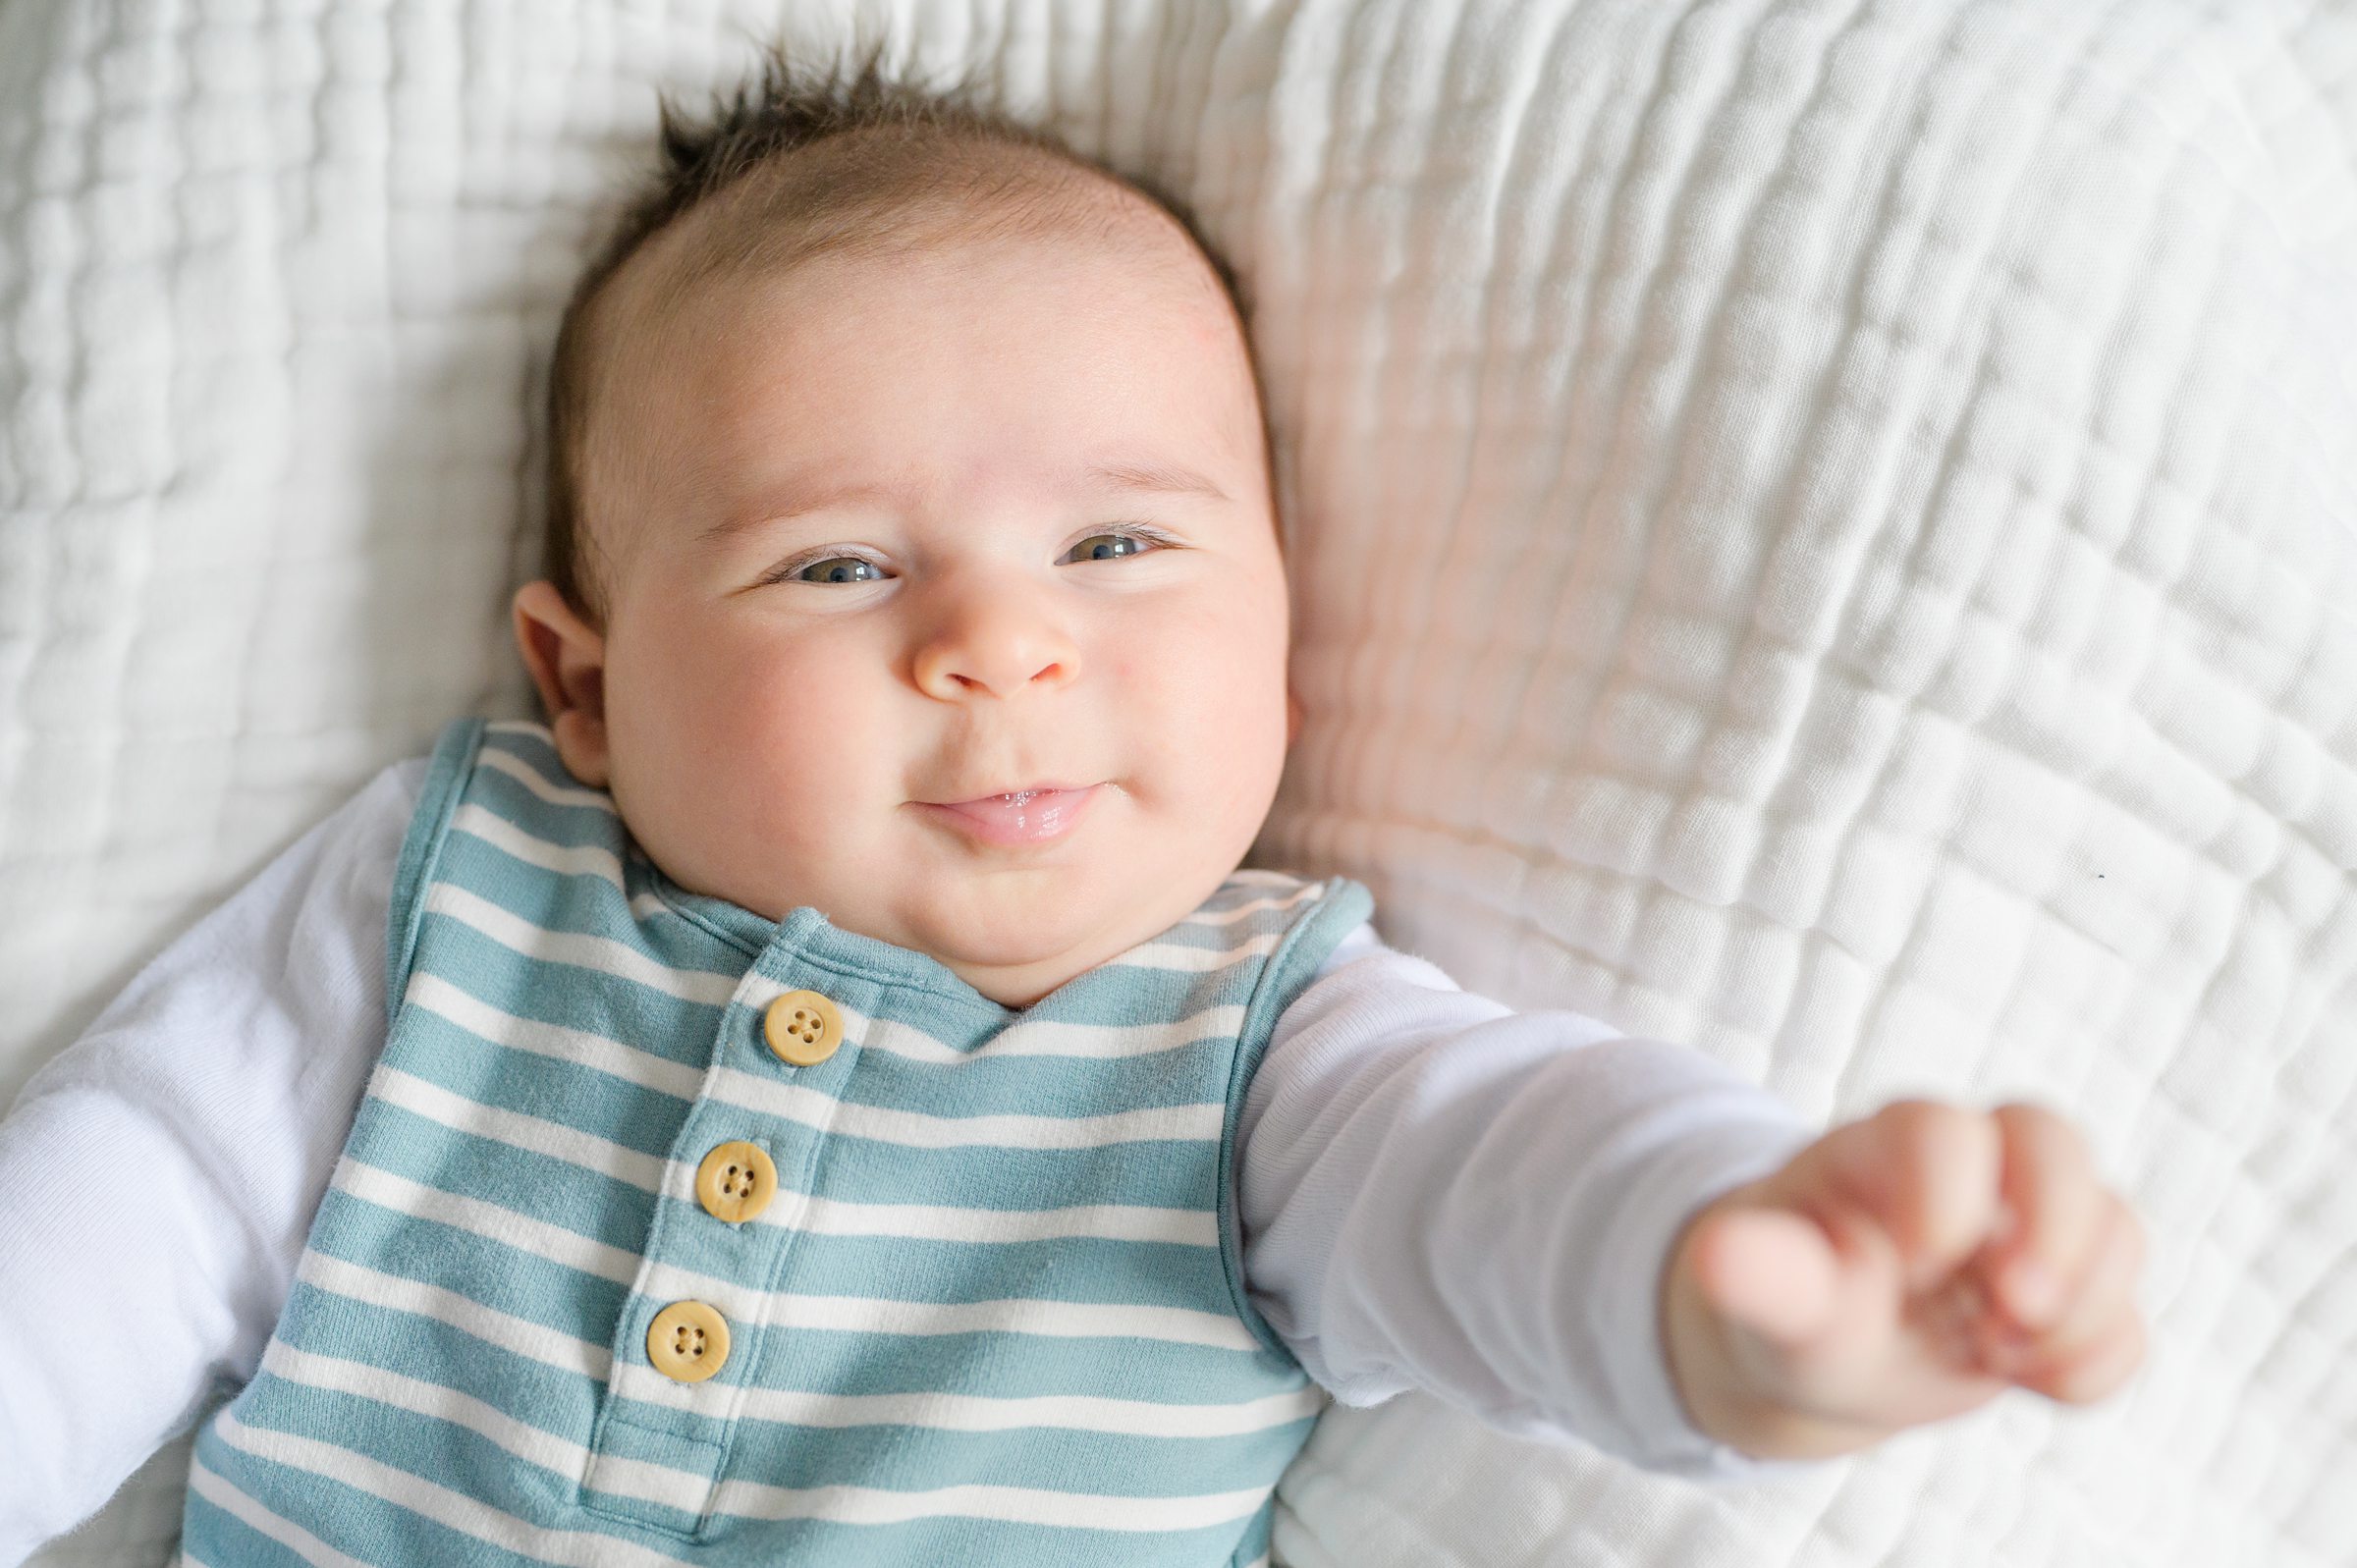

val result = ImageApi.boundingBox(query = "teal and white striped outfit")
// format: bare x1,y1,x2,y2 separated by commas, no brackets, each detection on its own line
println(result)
180,716,1373,1566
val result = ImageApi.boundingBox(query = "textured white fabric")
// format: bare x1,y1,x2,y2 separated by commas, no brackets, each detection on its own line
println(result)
6,0,2356,1565
0,756,1817,1565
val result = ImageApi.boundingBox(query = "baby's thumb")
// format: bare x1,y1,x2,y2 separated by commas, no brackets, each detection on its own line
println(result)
1685,1204,1841,1350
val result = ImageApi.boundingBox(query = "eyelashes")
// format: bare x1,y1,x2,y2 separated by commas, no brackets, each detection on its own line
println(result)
762,524,1184,586
778,555,887,585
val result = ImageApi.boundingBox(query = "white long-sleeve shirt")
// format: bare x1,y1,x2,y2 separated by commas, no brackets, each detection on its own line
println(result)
0,754,1822,1563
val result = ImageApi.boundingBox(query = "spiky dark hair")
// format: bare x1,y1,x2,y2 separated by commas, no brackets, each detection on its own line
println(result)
540,35,1259,629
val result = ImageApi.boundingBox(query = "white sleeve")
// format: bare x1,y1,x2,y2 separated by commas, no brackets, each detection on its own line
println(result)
1237,920,1829,1483
0,755,427,1565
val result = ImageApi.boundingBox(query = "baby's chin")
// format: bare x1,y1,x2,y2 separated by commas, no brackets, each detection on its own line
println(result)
881,882,1205,1006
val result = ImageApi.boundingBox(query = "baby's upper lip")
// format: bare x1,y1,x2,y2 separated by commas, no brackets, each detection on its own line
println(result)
920,781,1096,806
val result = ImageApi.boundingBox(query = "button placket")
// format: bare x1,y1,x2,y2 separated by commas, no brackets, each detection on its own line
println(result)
581,968,864,1536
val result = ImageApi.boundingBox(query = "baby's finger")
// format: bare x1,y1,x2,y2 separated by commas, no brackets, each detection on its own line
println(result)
1987,1101,2105,1330
1999,1198,2148,1398
1800,1100,2005,1297
2011,1305,2148,1406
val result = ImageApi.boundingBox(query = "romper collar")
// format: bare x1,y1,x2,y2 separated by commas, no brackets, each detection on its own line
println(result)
631,841,1060,1022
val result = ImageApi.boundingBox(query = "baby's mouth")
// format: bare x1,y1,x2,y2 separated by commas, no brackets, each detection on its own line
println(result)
914,784,1101,847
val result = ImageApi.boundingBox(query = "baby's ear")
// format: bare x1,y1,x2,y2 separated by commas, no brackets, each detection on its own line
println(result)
512,580,612,787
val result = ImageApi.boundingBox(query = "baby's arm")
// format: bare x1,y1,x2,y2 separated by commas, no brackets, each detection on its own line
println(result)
1238,932,2148,1478
1235,929,1823,1480
0,756,422,1562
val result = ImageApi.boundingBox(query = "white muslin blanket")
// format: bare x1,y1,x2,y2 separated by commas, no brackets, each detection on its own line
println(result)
3,1,2353,1565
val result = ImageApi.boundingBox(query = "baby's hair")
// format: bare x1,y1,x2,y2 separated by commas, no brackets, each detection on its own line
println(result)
543,34,1267,631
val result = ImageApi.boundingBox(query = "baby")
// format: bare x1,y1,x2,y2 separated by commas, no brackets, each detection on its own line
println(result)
0,43,2147,1568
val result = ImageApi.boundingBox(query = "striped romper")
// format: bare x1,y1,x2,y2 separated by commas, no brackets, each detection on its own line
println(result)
179,715,1375,1567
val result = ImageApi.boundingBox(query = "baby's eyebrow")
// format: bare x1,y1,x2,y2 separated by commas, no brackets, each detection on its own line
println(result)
697,483,899,550
1085,459,1230,506
698,459,1230,550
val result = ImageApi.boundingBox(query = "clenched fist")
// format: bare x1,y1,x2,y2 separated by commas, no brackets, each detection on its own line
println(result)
1660,1099,2149,1461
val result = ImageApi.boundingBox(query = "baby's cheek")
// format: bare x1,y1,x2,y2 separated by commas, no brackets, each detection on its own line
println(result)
1144,645,1286,807
700,623,854,722
641,630,860,805
673,687,885,904
732,683,886,800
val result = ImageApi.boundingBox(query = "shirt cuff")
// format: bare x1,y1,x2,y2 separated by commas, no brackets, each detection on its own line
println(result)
1586,1085,1831,1483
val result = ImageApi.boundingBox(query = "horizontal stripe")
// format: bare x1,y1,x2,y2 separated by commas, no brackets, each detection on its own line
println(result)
774,1191,1216,1247
336,1159,1260,1352
633,1264,1266,1354
704,1066,1226,1148
371,1065,668,1191
423,882,741,1005
510,960,1226,1076
371,1061,1218,1245
226,1360,1280,1540
422,882,1268,1072
701,1471,1271,1532
207,1412,686,1568
623,1370,1327,1438
259,1341,825,1528
335,1159,639,1284
860,1004,1250,1063
453,803,628,889
295,1250,612,1382
420,952,1246,1076
306,1186,629,1346
259,1340,585,1480
1177,884,1323,925
474,743,616,813
446,792,778,932
186,1457,373,1568
297,1254,1305,1439
402,984,1232,1152
265,1310,1316,1442
402,971,708,1100
1098,933,1281,973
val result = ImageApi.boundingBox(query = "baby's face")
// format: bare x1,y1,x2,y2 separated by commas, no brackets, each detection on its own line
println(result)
517,217,1293,1007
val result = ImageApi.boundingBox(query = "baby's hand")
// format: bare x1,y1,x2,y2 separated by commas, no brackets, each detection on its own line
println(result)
1659,1100,2148,1462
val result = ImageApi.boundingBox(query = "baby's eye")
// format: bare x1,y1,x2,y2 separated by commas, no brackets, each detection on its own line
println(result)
1062,531,1157,564
791,556,887,584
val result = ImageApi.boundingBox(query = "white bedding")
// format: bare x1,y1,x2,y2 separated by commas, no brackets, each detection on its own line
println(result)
5,1,2355,1565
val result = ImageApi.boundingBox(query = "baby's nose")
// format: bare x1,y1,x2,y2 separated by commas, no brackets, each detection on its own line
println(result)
911,593,1080,700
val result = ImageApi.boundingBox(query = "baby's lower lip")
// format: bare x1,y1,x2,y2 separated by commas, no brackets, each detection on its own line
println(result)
915,785,1100,846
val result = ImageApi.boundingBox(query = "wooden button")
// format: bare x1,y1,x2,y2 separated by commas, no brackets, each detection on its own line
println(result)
764,990,844,1065
695,1140,778,1224
646,1300,730,1383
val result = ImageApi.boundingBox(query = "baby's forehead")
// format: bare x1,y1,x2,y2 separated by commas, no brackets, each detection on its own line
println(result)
609,148,1229,364
584,167,1254,479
